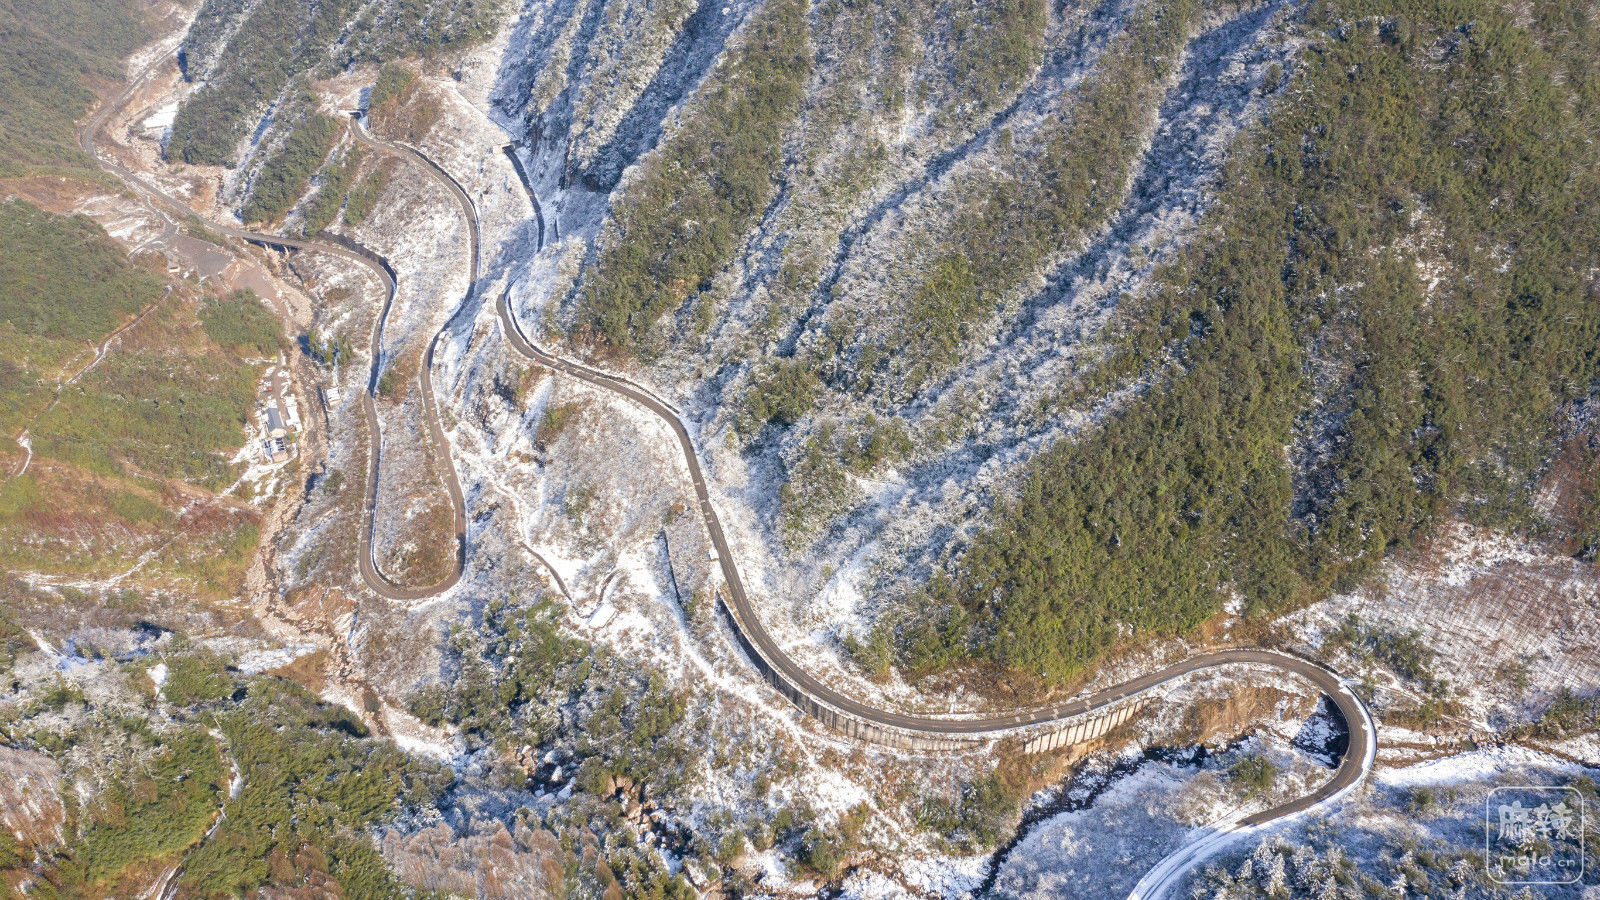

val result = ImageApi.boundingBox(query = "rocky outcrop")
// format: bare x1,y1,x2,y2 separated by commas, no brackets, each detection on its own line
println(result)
381,817,568,899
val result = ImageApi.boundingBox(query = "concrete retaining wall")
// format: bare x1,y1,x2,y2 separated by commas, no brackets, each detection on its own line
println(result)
1018,696,1156,754
716,597,1151,755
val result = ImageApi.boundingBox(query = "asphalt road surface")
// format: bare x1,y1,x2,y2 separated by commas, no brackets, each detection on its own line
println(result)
494,291,1374,808
80,56,467,601
83,50,1375,890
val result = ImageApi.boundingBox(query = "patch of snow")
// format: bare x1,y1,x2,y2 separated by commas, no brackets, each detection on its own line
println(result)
1377,745,1596,788
234,645,319,675
142,102,178,131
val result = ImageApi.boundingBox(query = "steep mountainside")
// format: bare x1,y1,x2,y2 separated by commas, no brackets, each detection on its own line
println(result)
493,0,1599,689
0,0,281,602
3,0,1597,896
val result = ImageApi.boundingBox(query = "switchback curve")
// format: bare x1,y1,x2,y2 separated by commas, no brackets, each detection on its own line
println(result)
79,53,467,600
85,46,1373,885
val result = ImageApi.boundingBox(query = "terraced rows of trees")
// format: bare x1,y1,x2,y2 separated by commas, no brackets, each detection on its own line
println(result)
576,0,812,350
240,111,341,224
562,0,1596,699
165,0,502,237
902,0,1600,683
884,0,1195,388
170,0,501,167
573,0,1063,357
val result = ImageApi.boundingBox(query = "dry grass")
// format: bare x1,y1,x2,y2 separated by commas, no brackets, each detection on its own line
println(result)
382,494,457,586
269,648,331,694
369,78,443,147
1165,684,1307,748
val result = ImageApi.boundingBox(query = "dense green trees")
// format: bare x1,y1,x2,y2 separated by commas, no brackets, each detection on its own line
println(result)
241,113,340,224
77,730,226,883
31,311,261,489
10,726,225,894
0,198,162,461
158,645,240,705
199,289,283,356
577,0,811,350
913,0,1600,684
368,61,415,112
302,145,364,235
1228,755,1278,796
947,0,1047,108
0,200,160,348
343,159,396,228
0,0,147,175
743,360,822,429
340,0,504,62
170,0,500,167
1534,690,1600,739
180,679,447,898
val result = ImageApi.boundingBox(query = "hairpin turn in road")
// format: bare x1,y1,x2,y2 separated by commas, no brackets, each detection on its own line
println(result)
82,51,1374,897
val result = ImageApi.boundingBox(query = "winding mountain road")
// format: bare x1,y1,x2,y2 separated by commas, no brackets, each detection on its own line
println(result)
79,54,467,600
84,49,1374,897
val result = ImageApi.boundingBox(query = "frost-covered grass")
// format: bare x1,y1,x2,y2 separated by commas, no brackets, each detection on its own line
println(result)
1190,748,1600,900
1282,522,1600,754
60,3,1597,896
